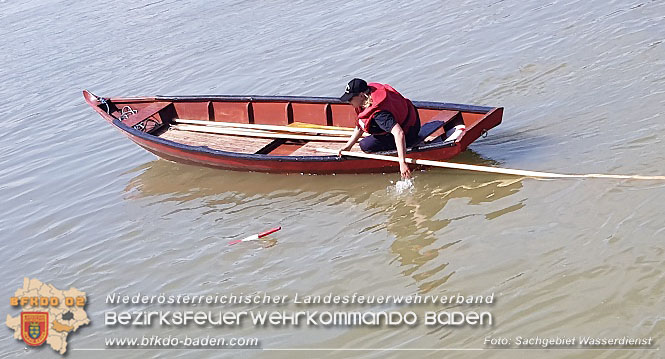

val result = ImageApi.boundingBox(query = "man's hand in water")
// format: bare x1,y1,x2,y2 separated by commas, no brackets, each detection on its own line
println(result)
399,161,412,179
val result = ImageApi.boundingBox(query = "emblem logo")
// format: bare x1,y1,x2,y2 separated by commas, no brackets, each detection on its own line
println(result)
21,312,48,346
345,84,350,93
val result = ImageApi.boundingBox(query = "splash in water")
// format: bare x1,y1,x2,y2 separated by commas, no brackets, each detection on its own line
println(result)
388,178,415,195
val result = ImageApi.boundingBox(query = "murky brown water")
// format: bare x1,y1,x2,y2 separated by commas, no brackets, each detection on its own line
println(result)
1,0,664,358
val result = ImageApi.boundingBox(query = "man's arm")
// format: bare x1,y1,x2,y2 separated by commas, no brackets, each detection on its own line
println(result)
338,127,364,156
390,123,411,179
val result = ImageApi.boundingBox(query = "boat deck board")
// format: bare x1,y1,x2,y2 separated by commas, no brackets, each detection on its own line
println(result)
160,127,364,156
290,141,362,156
160,128,274,153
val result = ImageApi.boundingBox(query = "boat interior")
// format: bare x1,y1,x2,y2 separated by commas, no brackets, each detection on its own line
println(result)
103,97,484,156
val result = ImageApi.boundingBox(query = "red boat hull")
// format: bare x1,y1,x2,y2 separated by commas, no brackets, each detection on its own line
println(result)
84,90,502,174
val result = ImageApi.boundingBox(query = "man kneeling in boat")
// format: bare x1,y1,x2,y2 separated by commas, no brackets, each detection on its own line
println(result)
337,78,421,179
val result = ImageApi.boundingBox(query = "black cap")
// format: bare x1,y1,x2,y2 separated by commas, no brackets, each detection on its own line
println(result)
340,78,368,102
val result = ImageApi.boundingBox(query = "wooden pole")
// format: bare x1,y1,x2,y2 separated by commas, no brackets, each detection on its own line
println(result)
173,119,361,137
316,148,665,180
290,122,359,132
173,124,351,142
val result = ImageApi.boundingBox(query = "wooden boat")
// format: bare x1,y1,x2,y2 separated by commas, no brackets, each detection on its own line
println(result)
83,90,503,174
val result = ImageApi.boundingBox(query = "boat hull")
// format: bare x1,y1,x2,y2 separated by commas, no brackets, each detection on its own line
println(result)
84,91,502,174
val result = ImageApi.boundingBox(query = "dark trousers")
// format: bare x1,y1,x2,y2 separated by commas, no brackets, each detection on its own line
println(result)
359,120,421,153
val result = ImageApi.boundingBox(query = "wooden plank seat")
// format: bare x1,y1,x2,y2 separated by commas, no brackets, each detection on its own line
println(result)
123,102,172,127
417,110,464,143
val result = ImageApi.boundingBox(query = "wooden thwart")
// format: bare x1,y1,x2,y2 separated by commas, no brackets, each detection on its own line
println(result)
317,148,665,180
123,101,171,127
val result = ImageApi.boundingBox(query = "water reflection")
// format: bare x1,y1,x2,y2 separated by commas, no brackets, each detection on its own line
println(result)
124,151,523,293
123,150,511,201
123,159,383,201
383,175,523,293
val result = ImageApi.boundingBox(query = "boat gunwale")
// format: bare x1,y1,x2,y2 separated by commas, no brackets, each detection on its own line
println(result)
106,94,497,114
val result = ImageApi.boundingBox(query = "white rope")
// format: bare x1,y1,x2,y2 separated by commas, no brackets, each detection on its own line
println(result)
316,148,665,180
120,106,137,120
